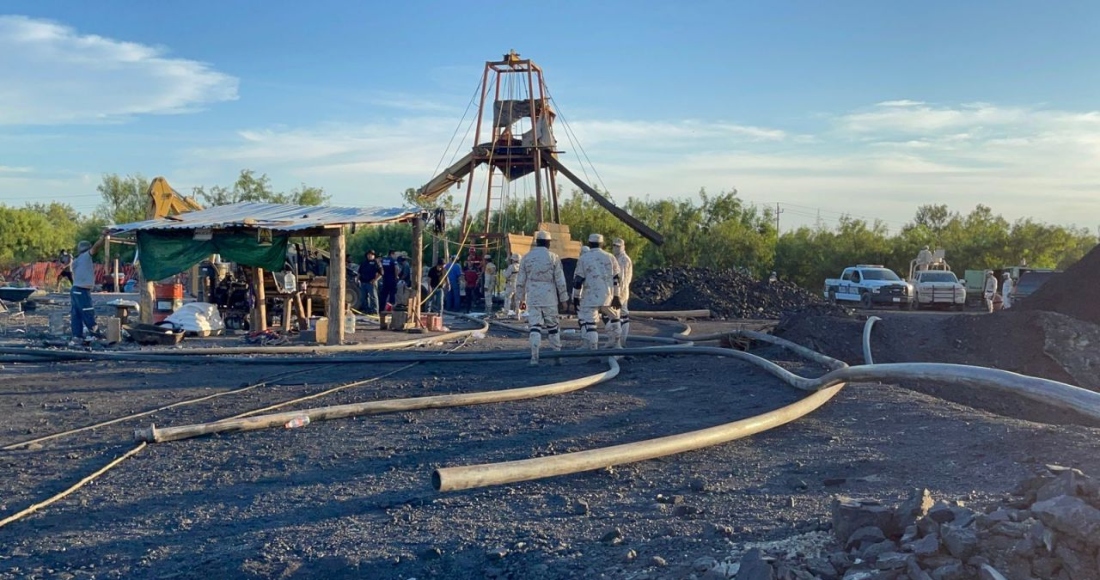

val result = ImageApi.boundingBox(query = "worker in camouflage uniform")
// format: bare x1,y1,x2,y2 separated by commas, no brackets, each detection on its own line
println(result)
573,233,623,350
516,231,569,366
503,253,521,316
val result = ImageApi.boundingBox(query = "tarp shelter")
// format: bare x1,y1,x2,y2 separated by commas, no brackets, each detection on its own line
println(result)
110,202,420,343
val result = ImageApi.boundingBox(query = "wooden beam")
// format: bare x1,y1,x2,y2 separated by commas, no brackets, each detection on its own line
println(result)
539,151,665,245
327,229,346,344
411,215,423,327
252,267,267,331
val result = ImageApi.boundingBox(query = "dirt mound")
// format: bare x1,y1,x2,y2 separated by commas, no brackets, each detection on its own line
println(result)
631,267,847,319
1019,243,1100,325
774,310,1100,425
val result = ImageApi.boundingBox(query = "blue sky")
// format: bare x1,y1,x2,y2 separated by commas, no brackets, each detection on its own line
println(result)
1,0,1098,232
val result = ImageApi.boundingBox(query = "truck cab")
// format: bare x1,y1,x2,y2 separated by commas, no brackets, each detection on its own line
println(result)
907,254,966,310
824,265,913,309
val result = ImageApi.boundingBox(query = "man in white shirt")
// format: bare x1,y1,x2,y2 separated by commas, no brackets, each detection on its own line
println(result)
71,234,106,342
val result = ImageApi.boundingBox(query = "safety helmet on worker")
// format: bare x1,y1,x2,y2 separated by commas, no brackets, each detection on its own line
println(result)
535,230,551,241
587,233,604,248
510,253,520,262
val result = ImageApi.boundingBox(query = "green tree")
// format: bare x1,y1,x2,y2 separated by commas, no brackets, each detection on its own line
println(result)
95,173,149,224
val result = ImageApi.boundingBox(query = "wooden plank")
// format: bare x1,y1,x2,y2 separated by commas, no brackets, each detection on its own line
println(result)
540,151,664,245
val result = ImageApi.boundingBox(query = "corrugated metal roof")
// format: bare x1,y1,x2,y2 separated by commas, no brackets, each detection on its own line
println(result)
110,202,418,233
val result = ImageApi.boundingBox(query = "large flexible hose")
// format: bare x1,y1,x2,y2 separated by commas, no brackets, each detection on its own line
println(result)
432,326,853,492
136,357,620,443
432,318,1100,491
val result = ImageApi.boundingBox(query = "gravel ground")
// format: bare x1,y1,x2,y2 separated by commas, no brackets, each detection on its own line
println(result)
1,318,1098,579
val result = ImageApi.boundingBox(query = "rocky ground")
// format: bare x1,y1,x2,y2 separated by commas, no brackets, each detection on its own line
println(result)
1,311,1099,579
630,268,847,320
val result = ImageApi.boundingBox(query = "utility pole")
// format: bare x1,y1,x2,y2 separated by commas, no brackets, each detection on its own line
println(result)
774,202,784,272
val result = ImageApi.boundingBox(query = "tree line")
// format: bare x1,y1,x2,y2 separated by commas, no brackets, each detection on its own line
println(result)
0,170,329,267
348,188,1096,289
2,173,1094,292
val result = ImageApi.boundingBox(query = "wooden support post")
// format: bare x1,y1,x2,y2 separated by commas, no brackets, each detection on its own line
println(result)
113,259,120,294
327,229,346,344
294,293,309,331
139,280,154,323
282,296,293,332
411,215,423,327
103,236,111,290
252,267,267,332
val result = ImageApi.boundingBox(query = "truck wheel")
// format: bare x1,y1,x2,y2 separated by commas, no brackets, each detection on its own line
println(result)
860,293,872,309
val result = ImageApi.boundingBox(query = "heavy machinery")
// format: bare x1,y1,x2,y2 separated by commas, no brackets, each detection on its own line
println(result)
417,51,663,265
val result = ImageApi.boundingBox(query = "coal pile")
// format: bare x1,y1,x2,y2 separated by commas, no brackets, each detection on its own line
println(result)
1020,243,1100,325
630,267,847,319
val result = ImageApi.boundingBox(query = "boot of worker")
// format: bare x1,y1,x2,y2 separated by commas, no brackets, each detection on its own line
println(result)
608,319,623,349
529,326,542,366
548,326,563,365
619,316,630,347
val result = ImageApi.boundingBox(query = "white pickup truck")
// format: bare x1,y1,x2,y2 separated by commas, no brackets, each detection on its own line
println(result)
823,265,914,309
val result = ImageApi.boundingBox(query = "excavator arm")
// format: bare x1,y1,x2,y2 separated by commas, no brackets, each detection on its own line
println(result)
146,176,203,220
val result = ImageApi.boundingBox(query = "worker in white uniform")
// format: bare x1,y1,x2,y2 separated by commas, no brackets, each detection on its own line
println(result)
516,231,569,366
983,270,999,313
572,233,623,350
610,237,633,346
916,245,933,271
503,253,521,316
482,255,498,314
1001,273,1015,310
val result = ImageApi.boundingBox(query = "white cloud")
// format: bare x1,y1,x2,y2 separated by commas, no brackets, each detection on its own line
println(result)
178,101,1100,231
0,15,237,125
0,165,32,173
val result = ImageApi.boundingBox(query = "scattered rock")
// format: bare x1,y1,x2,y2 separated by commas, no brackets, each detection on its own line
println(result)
707,522,736,538
940,523,979,559
650,556,668,568
693,556,719,573
845,526,886,550
485,547,508,561
832,497,894,544
978,564,1009,580
572,498,590,516
673,504,701,517
690,478,709,492
1030,494,1100,543
895,489,933,531
600,528,624,544
735,549,774,580
622,549,636,563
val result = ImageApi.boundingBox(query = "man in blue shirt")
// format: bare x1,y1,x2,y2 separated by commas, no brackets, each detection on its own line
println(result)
380,249,398,309
446,257,463,310
357,250,381,314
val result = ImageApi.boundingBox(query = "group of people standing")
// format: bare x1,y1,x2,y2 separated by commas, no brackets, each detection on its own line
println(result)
355,233,636,367
355,249,411,315
983,270,1017,313
514,230,633,366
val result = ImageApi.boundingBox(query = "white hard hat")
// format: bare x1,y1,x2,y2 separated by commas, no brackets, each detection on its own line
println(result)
612,238,624,247
1002,272,1010,278
485,255,492,260
510,253,520,262
535,230,551,241
588,233,604,244
580,246,590,254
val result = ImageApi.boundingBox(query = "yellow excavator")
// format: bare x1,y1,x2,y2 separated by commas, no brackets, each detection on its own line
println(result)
146,176,203,219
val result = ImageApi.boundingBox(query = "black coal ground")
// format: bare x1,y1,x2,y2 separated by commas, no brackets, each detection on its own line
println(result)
1,320,1097,580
